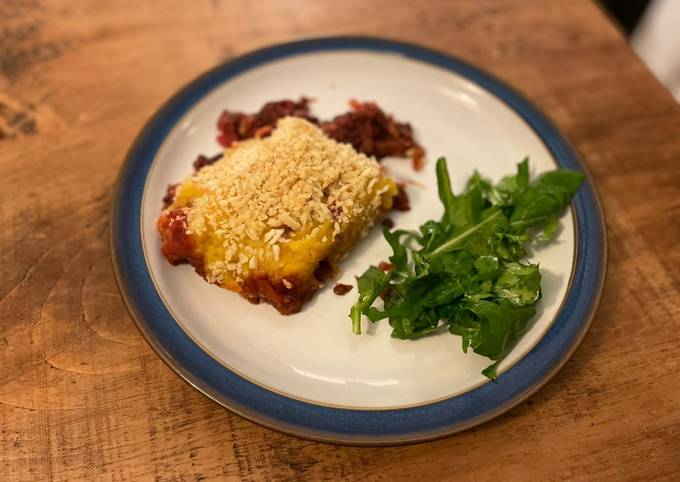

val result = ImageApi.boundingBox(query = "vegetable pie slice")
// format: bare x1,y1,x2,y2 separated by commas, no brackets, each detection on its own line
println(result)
157,117,397,314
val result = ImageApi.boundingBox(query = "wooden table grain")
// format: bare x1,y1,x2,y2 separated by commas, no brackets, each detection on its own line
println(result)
2,0,679,480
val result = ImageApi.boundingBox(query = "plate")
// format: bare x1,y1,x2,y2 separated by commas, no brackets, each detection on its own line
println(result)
112,36,606,445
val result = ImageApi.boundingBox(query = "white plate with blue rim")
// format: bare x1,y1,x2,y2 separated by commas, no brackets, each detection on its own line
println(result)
111,36,606,445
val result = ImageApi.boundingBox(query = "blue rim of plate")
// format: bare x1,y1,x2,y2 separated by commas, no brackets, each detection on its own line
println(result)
111,36,606,445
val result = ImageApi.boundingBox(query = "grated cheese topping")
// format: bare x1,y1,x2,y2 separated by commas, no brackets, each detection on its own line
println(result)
170,116,396,284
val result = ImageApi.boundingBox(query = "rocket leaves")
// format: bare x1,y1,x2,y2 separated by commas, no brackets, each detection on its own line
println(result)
350,157,584,379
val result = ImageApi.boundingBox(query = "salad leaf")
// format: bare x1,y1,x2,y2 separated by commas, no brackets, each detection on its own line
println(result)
493,262,542,306
509,169,585,232
383,228,410,283
449,299,536,360
436,156,457,227
349,157,584,379
350,267,390,335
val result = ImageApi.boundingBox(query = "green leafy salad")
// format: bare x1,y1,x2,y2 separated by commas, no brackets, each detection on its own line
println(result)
349,157,584,379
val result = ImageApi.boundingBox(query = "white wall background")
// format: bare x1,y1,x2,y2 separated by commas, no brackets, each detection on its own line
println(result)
631,0,680,102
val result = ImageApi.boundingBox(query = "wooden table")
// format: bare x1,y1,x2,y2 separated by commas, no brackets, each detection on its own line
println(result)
2,0,679,480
